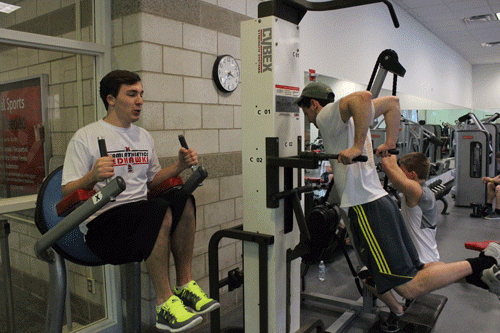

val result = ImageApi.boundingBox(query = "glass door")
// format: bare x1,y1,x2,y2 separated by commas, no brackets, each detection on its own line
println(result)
0,1,121,332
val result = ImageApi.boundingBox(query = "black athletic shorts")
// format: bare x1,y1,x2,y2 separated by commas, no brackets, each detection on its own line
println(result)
85,188,195,265
348,195,423,294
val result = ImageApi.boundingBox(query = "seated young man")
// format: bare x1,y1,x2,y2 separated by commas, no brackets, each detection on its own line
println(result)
61,70,219,332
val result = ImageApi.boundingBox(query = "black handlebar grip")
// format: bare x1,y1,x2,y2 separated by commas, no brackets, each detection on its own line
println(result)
352,155,368,162
178,134,200,184
98,137,108,157
374,149,399,155
178,134,189,149
97,137,115,201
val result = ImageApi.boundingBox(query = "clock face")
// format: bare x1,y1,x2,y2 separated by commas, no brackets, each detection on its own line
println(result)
213,55,240,92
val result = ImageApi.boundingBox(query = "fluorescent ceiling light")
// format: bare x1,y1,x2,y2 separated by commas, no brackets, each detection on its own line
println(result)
482,41,500,47
463,14,496,23
0,2,20,14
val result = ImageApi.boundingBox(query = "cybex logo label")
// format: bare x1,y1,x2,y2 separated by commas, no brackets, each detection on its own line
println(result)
258,28,272,73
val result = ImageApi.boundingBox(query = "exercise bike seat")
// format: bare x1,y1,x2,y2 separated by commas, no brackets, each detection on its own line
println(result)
34,166,105,266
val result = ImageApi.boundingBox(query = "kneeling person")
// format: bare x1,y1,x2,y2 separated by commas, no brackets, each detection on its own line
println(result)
382,152,439,264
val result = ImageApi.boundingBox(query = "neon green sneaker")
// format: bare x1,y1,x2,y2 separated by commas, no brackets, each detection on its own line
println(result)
174,280,220,314
156,295,202,332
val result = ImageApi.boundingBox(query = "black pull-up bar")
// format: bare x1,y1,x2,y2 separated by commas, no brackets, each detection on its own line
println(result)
258,0,399,27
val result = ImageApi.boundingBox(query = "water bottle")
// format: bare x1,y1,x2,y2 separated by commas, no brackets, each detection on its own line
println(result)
318,260,326,281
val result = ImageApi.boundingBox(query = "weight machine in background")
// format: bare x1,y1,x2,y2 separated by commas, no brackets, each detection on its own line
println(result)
454,113,495,207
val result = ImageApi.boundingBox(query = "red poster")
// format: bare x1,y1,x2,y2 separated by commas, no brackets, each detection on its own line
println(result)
1,77,46,197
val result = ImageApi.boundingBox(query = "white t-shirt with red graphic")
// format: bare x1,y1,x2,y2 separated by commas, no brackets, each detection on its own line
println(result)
62,119,161,231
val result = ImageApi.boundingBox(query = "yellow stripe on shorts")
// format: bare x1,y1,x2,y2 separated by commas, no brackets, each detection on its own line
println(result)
353,205,391,275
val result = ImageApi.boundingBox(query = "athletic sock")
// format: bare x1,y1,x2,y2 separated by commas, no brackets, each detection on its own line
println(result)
466,256,497,289
176,281,191,290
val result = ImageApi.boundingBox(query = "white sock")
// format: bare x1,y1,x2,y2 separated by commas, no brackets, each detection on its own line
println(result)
176,281,192,290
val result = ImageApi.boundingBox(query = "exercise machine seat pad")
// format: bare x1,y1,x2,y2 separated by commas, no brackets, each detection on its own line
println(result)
400,293,448,332
35,166,105,266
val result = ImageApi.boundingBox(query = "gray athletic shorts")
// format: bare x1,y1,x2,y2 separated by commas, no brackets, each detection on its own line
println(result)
85,188,195,265
348,195,423,294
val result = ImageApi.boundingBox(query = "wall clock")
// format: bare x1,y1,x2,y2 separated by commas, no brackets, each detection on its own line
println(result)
213,54,240,93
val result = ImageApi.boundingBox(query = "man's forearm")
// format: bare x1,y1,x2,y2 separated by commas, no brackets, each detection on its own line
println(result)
383,103,400,147
149,162,184,190
373,96,400,147
62,171,98,197
349,96,373,150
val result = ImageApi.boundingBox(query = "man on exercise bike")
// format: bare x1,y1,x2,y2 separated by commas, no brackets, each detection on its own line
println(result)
294,81,500,332
61,70,219,332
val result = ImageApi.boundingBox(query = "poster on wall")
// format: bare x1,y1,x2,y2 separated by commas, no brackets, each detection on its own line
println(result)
0,75,50,198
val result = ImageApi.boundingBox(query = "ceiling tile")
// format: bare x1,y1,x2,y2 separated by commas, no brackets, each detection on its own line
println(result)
469,27,500,41
399,0,500,64
487,0,500,12
423,17,468,31
400,0,445,9
452,6,495,19
446,0,490,12
410,5,453,18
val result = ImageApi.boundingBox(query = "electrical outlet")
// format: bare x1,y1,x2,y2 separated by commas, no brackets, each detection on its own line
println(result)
87,278,96,294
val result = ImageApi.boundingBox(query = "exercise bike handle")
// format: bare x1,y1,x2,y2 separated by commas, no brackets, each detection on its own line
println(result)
178,134,197,172
178,134,203,185
98,137,116,201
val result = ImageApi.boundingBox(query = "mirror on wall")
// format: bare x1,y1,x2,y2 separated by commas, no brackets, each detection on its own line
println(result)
303,72,473,151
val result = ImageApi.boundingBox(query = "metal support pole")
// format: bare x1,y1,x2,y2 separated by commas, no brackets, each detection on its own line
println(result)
45,250,67,333
122,262,142,333
369,68,388,98
0,219,16,333
65,264,72,332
